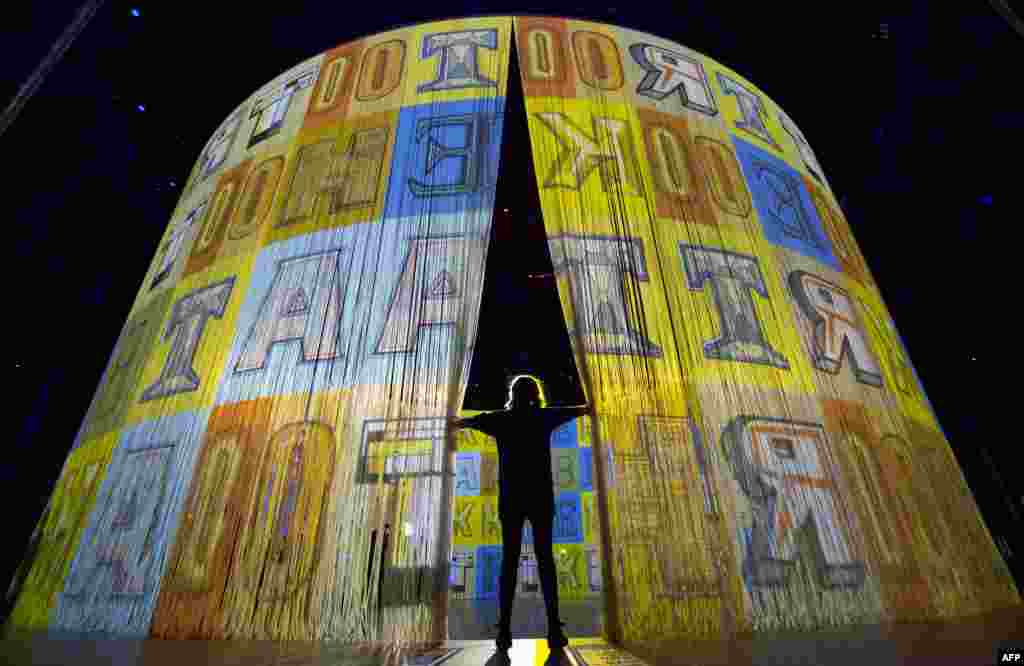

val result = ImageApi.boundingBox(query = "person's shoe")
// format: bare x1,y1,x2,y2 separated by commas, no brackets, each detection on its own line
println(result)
494,623,512,651
547,620,568,649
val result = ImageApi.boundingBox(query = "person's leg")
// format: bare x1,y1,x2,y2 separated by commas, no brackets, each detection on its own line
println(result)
498,509,525,635
530,505,563,631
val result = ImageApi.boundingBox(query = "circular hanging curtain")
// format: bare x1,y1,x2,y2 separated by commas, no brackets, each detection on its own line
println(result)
5,15,1016,652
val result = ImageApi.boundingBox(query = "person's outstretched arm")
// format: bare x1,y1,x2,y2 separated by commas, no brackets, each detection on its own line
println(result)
544,403,593,429
450,410,501,435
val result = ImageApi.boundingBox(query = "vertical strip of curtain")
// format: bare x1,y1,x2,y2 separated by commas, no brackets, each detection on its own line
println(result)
514,15,1018,653
6,17,511,643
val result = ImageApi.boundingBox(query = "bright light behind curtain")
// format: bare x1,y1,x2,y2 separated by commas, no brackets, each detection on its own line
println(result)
6,17,511,644
514,15,1018,651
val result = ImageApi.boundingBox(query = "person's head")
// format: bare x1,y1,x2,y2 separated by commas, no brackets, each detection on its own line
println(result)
505,375,545,410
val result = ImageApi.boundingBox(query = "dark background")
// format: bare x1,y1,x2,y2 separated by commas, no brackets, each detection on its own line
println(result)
3,1,1020,606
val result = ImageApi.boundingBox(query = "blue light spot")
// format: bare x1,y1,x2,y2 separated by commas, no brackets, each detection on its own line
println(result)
979,194,993,206
131,8,140,17
137,104,145,112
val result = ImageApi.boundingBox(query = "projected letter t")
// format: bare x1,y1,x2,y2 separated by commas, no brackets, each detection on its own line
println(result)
680,245,788,368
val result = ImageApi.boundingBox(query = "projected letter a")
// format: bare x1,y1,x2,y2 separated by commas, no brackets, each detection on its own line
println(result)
377,236,485,353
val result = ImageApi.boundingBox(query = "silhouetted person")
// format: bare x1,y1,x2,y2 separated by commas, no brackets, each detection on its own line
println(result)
452,375,589,653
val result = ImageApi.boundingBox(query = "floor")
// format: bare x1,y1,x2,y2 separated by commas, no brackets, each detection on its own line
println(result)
448,599,602,640
2,605,1021,666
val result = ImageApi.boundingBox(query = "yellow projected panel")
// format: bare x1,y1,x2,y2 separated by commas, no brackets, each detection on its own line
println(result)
265,110,397,245
404,17,513,104
366,438,434,477
7,432,116,630
665,222,816,392
126,252,252,425
703,59,788,160
526,97,652,226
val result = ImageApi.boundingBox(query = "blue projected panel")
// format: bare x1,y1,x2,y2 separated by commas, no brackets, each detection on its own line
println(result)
733,136,838,270
384,99,505,218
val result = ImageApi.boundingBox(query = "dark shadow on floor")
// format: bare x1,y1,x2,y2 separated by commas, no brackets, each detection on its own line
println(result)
448,599,601,640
